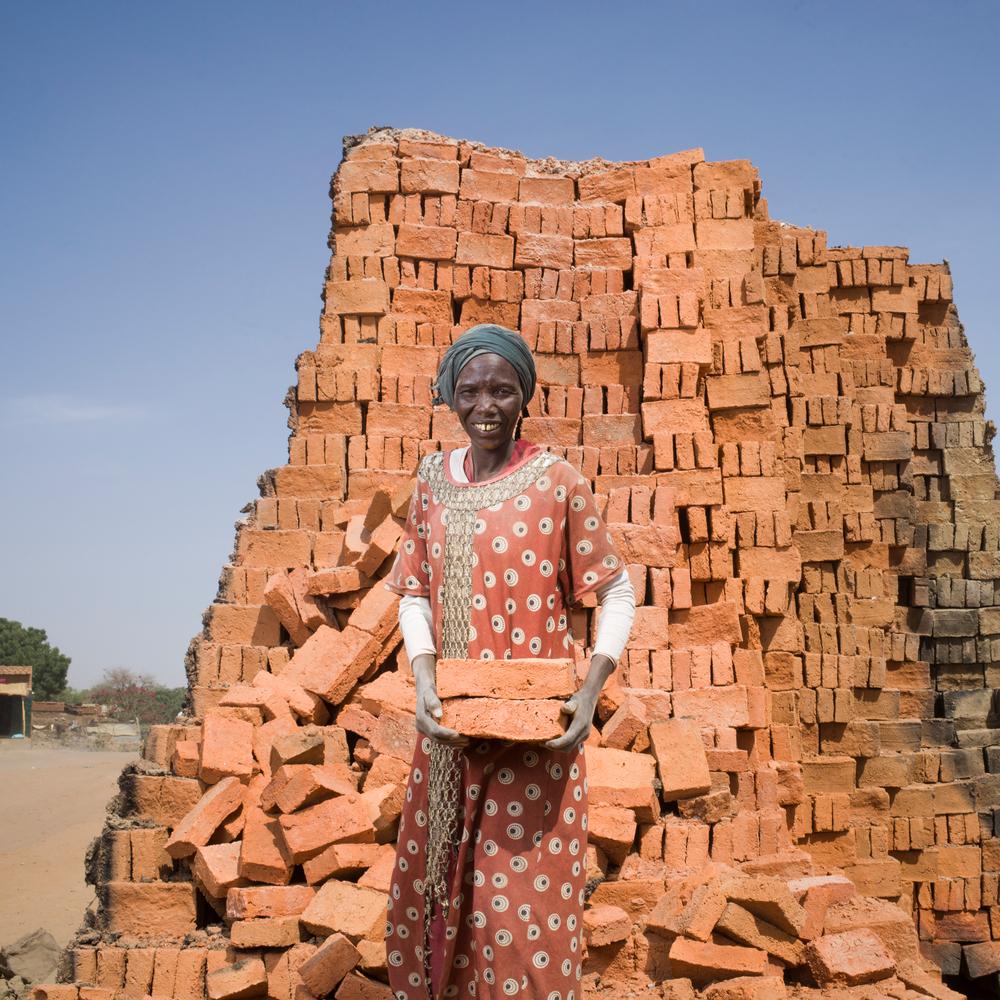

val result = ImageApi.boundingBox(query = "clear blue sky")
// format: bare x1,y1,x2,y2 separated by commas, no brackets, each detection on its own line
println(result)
2,2,997,688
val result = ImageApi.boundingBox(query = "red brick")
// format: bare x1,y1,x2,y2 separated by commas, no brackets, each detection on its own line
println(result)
649,719,711,800
395,223,457,261
716,902,804,966
295,625,381,705
519,175,575,204
123,947,155,997
335,974,394,999
514,232,574,269
575,238,632,269
239,807,294,885
587,805,637,864
459,169,518,202
435,658,575,700
347,585,400,642
229,915,302,949
205,957,267,999
251,671,328,725
302,842,385,885
337,160,398,195
804,929,895,986
440,697,565,741
300,880,388,941
787,874,856,940
262,573,312,646
600,696,647,750
102,882,197,938
226,885,316,921
400,158,460,193
583,903,631,946
277,793,378,863
703,977,786,1000
199,715,254,784
455,231,515,268
192,842,247,899
306,566,370,595
668,937,767,983
297,933,360,995
165,776,244,859
585,745,658,822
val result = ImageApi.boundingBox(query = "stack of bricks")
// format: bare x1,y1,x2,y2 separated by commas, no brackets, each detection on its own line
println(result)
32,126,1000,998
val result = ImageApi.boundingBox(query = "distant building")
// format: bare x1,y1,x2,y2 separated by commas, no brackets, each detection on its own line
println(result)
0,666,32,738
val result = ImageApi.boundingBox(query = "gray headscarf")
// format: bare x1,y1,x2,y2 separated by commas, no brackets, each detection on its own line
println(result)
432,324,536,409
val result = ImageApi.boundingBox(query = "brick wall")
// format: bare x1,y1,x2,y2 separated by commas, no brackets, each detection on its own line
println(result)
37,128,1000,998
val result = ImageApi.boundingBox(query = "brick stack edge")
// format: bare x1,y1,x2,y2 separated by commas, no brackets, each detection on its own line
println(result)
33,126,1000,999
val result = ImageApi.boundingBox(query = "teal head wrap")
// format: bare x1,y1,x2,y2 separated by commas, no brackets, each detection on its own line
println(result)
432,324,536,409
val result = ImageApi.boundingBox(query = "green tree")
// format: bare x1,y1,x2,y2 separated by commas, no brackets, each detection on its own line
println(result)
0,617,71,699
89,668,186,724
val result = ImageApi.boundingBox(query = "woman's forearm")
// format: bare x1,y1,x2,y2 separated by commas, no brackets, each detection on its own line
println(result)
579,653,616,697
410,652,437,693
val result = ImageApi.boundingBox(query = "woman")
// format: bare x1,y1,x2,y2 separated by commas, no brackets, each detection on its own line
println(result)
384,324,636,1000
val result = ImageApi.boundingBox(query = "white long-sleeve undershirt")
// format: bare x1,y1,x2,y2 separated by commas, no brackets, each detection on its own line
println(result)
396,447,636,665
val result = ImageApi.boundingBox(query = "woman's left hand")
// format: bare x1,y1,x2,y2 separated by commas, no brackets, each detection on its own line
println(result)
545,686,599,753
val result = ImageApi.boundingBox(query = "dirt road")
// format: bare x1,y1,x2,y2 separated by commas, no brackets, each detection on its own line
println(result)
0,745,135,948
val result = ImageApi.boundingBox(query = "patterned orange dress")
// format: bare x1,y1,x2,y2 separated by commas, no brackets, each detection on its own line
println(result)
384,444,623,1000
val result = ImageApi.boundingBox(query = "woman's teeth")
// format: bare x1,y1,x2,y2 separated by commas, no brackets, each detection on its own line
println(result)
473,422,500,432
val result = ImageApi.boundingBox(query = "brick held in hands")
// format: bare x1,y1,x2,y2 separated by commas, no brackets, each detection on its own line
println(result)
199,715,254,784
804,929,894,986
296,625,382,705
300,880,388,941
649,719,711,801
205,957,267,1000
165,776,244,859
435,658,576,700
440,698,566,742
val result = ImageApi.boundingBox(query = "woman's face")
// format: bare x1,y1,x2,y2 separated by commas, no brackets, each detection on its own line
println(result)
452,354,524,451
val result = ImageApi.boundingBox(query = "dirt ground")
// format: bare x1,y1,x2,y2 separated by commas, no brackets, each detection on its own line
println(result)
0,744,136,949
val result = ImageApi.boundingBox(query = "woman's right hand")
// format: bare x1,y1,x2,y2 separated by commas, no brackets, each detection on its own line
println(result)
412,660,468,746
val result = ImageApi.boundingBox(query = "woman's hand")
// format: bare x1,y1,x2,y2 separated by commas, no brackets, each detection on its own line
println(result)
545,686,599,752
410,654,468,747
545,653,616,753
415,683,469,746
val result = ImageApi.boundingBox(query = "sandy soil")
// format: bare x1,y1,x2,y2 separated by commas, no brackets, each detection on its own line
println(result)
0,744,136,949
